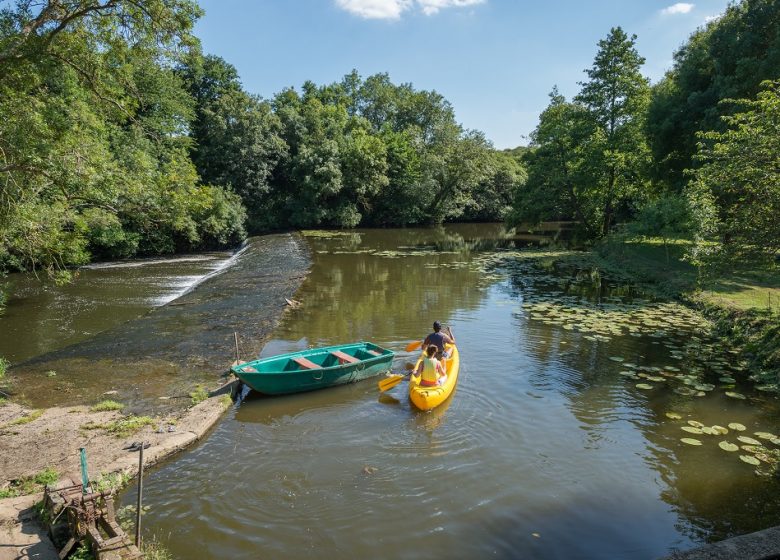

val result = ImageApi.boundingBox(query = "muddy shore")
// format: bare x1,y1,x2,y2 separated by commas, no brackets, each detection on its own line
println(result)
0,233,310,558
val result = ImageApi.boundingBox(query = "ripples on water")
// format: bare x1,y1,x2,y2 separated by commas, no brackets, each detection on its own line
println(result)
120,226,780,559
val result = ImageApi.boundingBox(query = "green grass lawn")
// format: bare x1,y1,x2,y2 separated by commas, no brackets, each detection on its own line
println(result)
595,237,780,313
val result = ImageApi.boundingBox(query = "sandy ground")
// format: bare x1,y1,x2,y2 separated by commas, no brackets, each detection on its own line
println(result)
0,388,235,560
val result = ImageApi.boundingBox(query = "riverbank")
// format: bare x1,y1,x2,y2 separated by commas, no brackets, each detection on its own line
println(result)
0,233,311,558
582,237,780,388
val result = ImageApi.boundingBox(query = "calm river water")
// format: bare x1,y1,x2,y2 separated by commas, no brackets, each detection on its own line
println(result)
105,224,779,559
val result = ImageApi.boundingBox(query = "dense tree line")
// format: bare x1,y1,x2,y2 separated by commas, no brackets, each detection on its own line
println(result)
0,1,522,284
0,0,246,280
511,0,780,269
182,61,524,232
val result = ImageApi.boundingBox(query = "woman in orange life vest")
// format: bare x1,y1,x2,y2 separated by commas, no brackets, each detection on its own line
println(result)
414,344,447,387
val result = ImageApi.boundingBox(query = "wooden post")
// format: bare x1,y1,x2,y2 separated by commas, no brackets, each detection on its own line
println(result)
135,442,144,548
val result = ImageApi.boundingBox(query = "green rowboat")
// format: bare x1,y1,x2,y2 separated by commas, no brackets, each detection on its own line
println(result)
231,341,394,395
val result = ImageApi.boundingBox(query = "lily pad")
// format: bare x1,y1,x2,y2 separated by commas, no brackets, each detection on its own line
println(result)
635,383,654,390
739,455,760,466
737,436,761,446
718,441,739,452
711,425,729,435
725,391,746,400
754,432,777,440
770,438,780,446
687,420,705,428
681,438,703,446
610,357,625,362
701,427,715,435
682,426,703,434
665,412,683,420
728,423,746,432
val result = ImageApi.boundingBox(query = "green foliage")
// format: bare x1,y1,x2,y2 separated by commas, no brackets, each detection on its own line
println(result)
688,80,780,268
189,384,209,406
0,0,245,278
627,194,693,262
647,0,780,189
102,415,154,437
69,542,95,560
90,400,124,412
92,470,132,493
511,28,650,239
0,467,58,498
0,357,7,380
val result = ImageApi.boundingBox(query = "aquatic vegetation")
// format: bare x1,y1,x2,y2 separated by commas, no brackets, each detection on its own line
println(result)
719,441,739,452
665,412,682,420
635,383,653,390
189,385,209,406
739,455,760,465
0,409,44,429
681,426,703,434
728,422,746,431
681,438,703,445
737,436,762,445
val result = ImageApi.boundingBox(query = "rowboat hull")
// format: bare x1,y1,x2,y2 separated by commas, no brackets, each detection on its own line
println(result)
409,344,459,410
231,342,394,395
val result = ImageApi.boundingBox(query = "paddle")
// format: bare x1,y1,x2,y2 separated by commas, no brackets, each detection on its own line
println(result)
378,372,412,392
405,340,423,353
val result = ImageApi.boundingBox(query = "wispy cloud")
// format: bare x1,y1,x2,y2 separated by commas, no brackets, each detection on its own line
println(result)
704,14,722,24
335,0,485,20
661,3,695,16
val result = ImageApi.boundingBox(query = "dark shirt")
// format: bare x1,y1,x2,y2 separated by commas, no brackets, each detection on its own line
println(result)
425,331,448,353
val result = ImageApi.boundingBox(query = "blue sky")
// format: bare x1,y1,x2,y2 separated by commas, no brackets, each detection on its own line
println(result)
194,0,731,149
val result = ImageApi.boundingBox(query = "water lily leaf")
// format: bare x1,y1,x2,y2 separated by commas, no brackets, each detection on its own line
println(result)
725,391,746,400
682,426,703,434
665,412,682,420
728,423,746,432
739,455,760,466
719,376,736,383
694,383,715,391
687,420,705,428
610,357,624,362
741,445,761,453
737,436,761,446
701,427,715,435
681,438,702,446
635,383,654,390
770,438,780,446
754,432,777,440
711,425,729,435
718,441,739,452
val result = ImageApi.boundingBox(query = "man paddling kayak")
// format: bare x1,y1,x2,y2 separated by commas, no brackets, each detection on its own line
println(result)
423,321,455,360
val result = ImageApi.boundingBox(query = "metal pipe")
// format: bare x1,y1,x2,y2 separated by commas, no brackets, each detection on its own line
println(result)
135,442,144,548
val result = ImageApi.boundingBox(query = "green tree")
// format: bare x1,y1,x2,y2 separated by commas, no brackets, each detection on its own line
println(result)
647,0,780,189
575,26,651,236
688,80,780,267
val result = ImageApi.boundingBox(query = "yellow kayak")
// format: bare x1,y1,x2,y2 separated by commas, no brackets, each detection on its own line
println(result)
409,344,460,411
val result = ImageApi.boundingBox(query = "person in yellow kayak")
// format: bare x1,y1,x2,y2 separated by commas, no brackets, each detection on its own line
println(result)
414,344,447,387
423,321,455,360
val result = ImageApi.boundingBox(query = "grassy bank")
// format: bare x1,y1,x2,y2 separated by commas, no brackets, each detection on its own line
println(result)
585,237,779,387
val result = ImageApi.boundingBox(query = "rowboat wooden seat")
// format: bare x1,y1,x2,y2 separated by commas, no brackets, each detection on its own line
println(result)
292,356,320,369
366,350,382,356
331,350,359,364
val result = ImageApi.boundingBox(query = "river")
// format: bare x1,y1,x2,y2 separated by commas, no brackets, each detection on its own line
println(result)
3,224,779,558
109,224,777,559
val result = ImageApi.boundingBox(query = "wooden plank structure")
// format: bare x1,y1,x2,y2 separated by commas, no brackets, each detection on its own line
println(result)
43,482,141,560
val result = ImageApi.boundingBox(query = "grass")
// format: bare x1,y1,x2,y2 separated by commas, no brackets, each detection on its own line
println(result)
104,415,155,437
90,400,125,412
83,415,155,438
189,384,209,406
0,409,44,430
595,237,780,312
0,467,58,499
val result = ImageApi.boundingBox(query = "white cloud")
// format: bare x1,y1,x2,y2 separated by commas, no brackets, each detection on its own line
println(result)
335,0,411,20
417,0,486,16
661,3,695,16
704,14,722,23
335,0,484,19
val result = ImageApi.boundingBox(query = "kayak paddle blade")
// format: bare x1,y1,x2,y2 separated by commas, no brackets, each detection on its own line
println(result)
405,340,423,353
378,374,406,392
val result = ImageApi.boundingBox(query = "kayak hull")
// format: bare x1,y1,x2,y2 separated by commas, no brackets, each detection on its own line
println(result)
409,344,459,411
